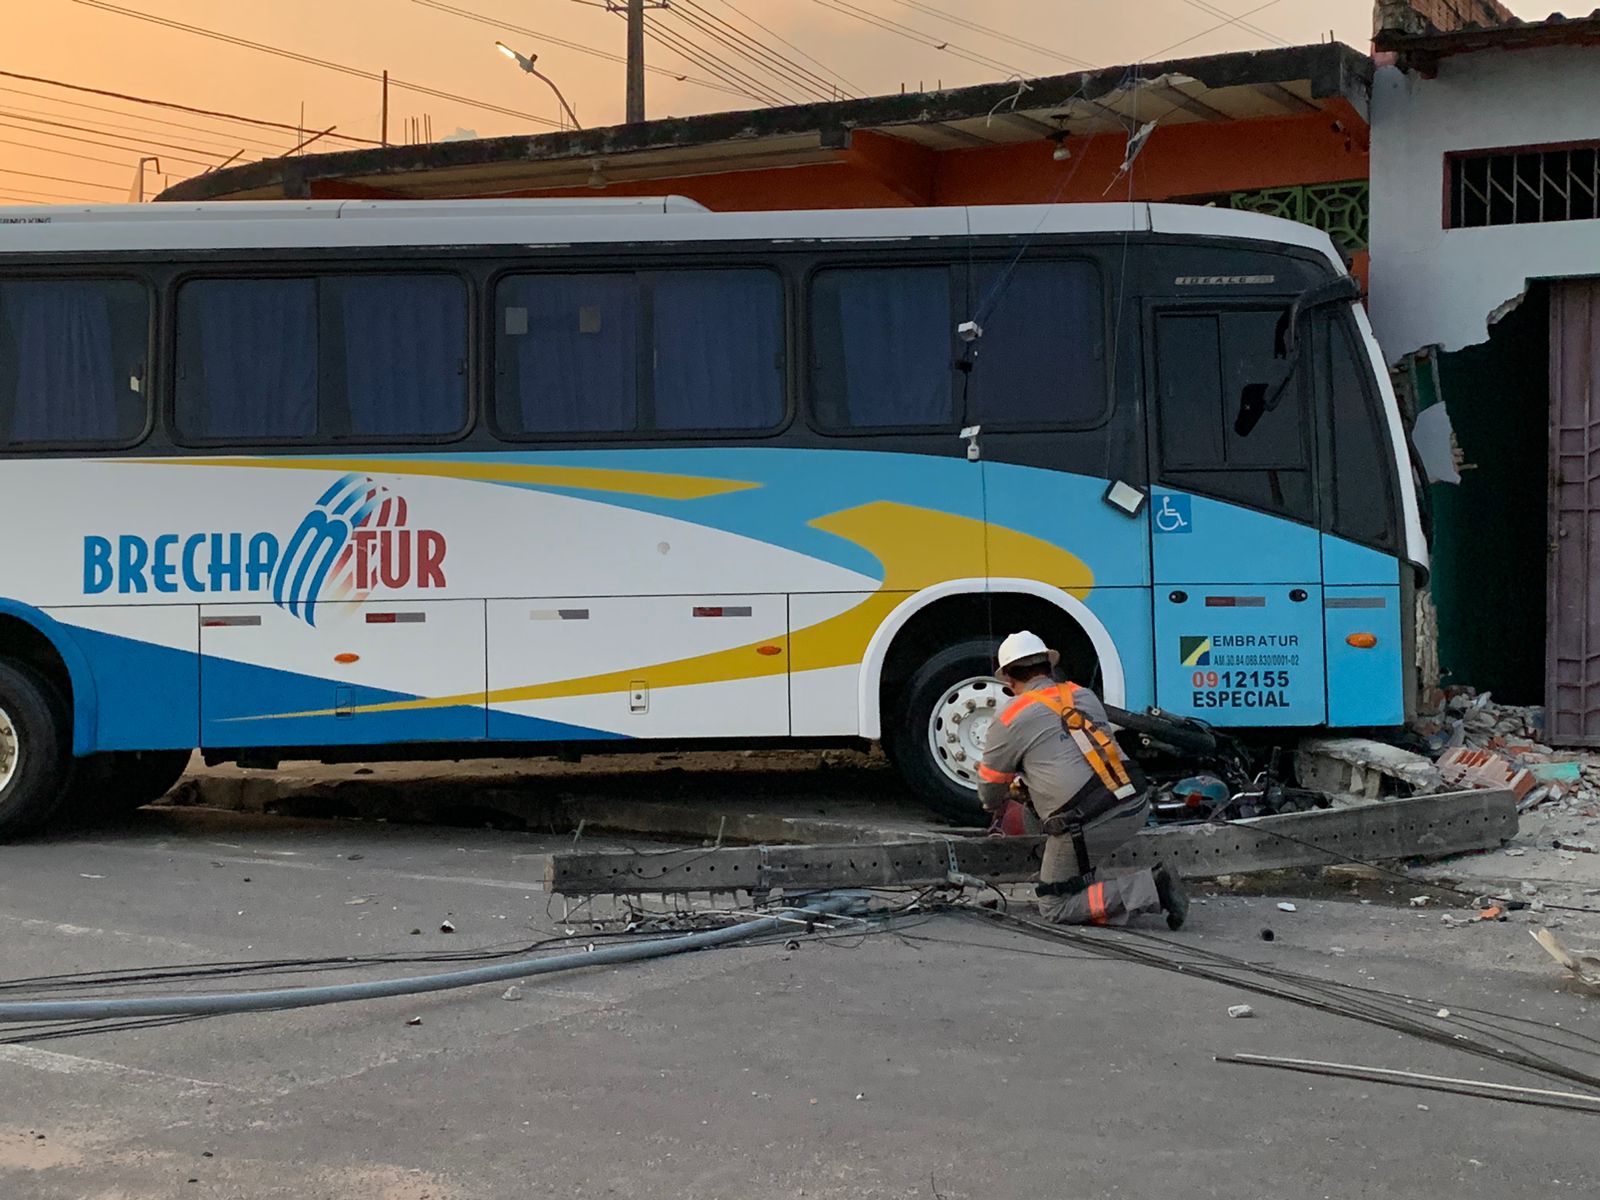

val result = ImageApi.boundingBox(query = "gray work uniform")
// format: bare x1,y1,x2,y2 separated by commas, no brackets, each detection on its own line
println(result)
977,674,1163,926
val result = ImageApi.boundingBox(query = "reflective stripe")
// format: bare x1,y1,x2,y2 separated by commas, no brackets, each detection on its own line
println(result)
999,684,1063,726
1009,684,1136,800
1086,881,1109,925
977,763,1017,784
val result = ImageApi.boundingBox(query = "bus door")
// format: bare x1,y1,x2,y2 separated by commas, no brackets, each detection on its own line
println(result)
1145,302,1327,725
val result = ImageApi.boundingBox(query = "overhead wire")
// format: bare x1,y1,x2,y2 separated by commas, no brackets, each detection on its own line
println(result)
806,0,1028,78
653,6,815,105
699,0,865,98
673,1,844,102
0,85,293,154
71,0,562,129
0,118,217,172
0,100,282,157
1144,0,1291,60
0,185,100,204
884,0,1098,69
0,166,125,194
637,16,791,106
408,0,752,102
0,135,137,171
1175,0,1293,47
0,69,376,147
0,113,242,171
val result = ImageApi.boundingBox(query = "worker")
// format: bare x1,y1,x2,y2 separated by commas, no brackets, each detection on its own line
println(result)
977,631,1187,929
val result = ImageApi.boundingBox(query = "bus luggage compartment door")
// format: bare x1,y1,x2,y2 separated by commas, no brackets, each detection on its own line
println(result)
485,595,790,741
199,600,487,746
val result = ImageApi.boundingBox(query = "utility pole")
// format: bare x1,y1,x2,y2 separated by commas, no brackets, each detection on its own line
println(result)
625,0,645,124
381,70,389,146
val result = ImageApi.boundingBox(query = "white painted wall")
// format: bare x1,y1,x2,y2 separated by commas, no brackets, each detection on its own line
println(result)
1369,45,1600,360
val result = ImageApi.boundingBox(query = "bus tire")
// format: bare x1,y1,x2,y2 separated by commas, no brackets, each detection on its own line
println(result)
0,660,71,840
884,637,1004,826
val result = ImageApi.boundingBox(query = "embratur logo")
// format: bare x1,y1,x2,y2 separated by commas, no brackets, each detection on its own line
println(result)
82,474,447,627
1180,636,1212,667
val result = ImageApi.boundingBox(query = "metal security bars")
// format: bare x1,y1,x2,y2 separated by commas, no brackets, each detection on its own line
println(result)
1449,142,1600,229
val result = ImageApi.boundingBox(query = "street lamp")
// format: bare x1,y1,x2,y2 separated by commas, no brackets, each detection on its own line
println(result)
495,41,583,130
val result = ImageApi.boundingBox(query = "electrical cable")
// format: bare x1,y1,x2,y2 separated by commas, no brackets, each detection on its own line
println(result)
1144,0,1290,61
1175,0,1293,47
674,1,842,102
0,134,158,171
699,0,864,97
885,0,1097,69
0,895,863,1024
806,0,1026,78
0,89,291,155
638,15,794,106
652,11,812,106
71,0,561,130
0,70,377,147
409,0,751,102
0,166,124,194
0,112,239,170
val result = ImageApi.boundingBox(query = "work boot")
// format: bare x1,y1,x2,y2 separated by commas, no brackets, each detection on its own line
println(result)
1153,864,1189,931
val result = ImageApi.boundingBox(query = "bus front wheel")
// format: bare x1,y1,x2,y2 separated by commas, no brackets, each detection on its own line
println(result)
0,661,70,840
885,638,1006,826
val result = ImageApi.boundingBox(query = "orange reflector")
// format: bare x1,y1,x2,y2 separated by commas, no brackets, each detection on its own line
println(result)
1345,633,1378,649
756,645,783,657
334,652,360,664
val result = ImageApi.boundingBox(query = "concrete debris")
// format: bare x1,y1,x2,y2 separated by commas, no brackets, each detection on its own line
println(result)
1531,929,1600,994
1276,902,1298,913
439,919,456,933
1436,748,1535,801
1520,881,1540,897
1409,895,1433,907
1555,838,1597,854
406,1016,423,1026
1228,1005,1255,1019
1436,1008,1451,1019
501,986,524,1001
1296,738,1444,802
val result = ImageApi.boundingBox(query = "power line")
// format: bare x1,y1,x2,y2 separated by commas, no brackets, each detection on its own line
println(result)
409,0,751,101
637,17,789,105
656,5,819,103
0,134,136,171
885,0,1098,69
699,0,864,97
0,185,101,204
1175,0,1292,47
0,84,293,154
71,0,561,129
807,0,1028,78
0,117,221,172
0,99,284,157
0,111,248,168
674,1,843,101
0,69,377,147
0,166,125,194
1144,0,1289,60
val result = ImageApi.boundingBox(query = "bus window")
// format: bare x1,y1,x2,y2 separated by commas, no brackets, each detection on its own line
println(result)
176,274,469,443
810,266,954,429
177,278,317,441
496,268,783,436
970,260,1106,426
1321,315,1399,551
651,271,783,431
0,278,147,448
325,275,468,438
1154,306,1314,523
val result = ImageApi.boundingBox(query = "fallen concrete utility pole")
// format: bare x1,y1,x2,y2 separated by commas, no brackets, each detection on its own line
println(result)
546,789,1515,896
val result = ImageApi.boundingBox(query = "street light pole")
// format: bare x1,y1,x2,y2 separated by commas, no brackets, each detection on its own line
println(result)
495,42,584,130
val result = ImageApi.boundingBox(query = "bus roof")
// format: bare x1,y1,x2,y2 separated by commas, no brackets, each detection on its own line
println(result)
0,198,1345,271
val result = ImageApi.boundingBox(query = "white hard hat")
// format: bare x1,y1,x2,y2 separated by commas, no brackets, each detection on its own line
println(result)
996,630,1058,672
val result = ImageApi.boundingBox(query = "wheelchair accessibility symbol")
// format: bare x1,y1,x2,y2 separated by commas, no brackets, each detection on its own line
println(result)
1154,494,1192,534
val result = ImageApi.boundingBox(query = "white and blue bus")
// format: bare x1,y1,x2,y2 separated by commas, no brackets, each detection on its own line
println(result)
0,197,1425,834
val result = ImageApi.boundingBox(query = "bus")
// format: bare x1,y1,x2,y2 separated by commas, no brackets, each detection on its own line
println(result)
0,197,1426,836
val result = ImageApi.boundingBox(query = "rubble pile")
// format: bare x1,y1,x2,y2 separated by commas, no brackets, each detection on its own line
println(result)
1413,688,1599,813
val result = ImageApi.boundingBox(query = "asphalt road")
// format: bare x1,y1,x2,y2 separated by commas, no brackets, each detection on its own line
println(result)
2,804,1599,1199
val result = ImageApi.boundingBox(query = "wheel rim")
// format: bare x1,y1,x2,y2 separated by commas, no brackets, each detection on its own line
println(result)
927,675,1010,790
0,703,20,793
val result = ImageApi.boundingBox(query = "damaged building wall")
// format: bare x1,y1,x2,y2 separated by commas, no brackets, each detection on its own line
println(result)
1368,44,1600,362
1425,287,1549,702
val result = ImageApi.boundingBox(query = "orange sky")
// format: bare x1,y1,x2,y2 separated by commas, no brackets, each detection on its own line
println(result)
0,0,1481,204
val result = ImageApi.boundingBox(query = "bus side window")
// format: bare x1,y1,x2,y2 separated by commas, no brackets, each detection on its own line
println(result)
495,268,783,436
176,278,317,442
809,266,955,430
1153,306,1315,523
0,278,148,449
1320,314,1399,551
969,260,1106,427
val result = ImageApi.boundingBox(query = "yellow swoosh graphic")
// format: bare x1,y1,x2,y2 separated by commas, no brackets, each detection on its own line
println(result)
231,502,1093,723
138,457,757,501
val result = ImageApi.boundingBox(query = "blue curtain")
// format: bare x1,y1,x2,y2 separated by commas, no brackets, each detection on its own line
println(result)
502,274,637,434
824,267,951,427
652,271,783,430
180,279,316,440
973,261,1105,425
338,276,467,437
1,281,121,443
